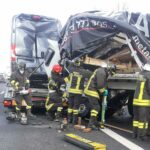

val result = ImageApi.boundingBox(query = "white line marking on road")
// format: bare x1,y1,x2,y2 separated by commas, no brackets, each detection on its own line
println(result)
100,127,144,150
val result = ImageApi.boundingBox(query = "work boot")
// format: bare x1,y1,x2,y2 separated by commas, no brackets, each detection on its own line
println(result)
27,109,36,119
15,110,21,121
132,128,138,139
137,129,148,141
6,112,17,121
132,133,137,139
99,122,104,129
67,113,73,123
137,135,148,141
60,118,68,131
20,113,28,125
147,132,150,137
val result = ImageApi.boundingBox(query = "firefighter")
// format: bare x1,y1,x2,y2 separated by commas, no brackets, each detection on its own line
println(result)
10,62,36,122
45,64,68,121
132,63,150,140
83,65,109,132
67,58,92,125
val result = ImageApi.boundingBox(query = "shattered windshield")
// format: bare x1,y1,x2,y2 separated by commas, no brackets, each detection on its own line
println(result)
15,28,35,58
13,14,61,59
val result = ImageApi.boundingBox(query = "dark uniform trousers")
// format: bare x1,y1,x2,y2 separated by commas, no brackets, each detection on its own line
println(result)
46,72,68,120
45,92,63,116
133,80,150,138
84,68,107,128
10,69,32,111
68,93,82,117
15,93,32,110
133,106,149,137
67,65,89,124
86,95,101,127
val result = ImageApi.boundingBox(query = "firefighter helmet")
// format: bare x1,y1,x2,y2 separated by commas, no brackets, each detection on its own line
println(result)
52,64,62,73
18,62,26,69
18,62,26,74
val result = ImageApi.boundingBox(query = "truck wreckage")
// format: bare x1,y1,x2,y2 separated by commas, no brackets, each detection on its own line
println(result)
58,11,150,117
4,11,150,119
4,13,61,110
2,10,150,150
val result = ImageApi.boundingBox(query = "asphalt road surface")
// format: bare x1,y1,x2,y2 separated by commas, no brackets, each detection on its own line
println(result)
0,83,150,150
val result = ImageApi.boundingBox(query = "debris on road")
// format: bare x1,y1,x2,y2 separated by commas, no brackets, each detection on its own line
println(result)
64,133,106,150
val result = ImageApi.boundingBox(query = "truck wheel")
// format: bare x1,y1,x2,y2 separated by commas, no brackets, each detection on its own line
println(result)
78,97,90,118
106,90,129,118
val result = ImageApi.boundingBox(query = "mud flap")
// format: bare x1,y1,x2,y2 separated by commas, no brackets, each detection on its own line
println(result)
64,133,106,150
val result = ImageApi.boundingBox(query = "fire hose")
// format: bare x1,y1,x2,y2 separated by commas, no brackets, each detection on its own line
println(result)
100,90,108,129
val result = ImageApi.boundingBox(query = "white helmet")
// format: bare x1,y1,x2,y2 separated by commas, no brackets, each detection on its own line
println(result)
143,63,150,71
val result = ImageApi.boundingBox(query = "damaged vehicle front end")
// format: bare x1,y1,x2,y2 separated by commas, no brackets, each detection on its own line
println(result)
58,11,150,117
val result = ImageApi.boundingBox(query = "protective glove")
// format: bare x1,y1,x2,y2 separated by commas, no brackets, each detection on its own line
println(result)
62,97,68,102
25,83,30,89
98,88,105,96
99,88,105,93
19,89,29,95
15,85,23,91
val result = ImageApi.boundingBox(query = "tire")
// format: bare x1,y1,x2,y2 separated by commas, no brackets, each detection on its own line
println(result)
78,97,90,118
106,90,129,118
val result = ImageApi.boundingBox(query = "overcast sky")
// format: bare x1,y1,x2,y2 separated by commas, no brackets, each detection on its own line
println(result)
0,0,149,73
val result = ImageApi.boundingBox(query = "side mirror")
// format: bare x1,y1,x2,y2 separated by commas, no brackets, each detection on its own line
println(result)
44,48,55,66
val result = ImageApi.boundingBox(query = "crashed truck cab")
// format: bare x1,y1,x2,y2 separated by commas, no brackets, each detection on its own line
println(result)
4,13,61,109
59,11,150,117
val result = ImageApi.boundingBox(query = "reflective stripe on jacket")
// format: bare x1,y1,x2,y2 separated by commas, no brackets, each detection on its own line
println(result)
10,69,30,90
45,92,62,111
68,71,83,94
133,70,150,106
67,64,91,95
84,70,99,98
133,81,150,106
84,68,107,98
